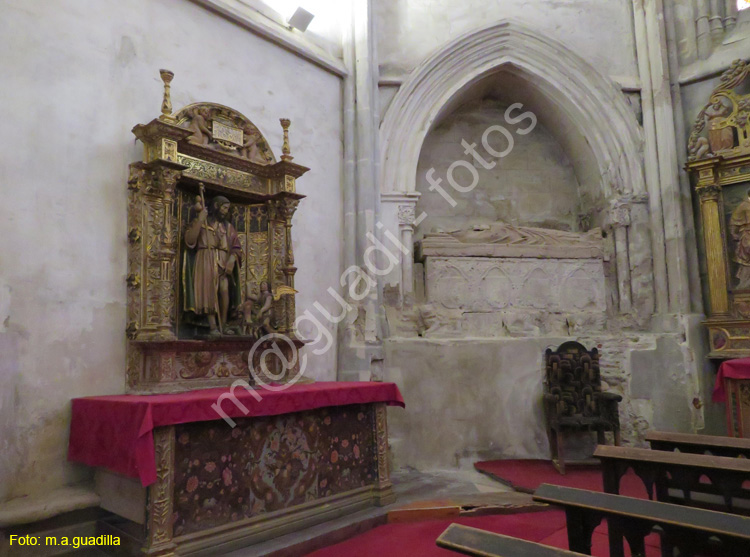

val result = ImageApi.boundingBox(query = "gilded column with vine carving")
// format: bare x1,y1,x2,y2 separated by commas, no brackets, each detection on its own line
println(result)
698,184,730,315
144,426,176,556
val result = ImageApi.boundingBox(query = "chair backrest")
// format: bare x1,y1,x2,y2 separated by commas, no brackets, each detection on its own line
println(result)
544,341,602,417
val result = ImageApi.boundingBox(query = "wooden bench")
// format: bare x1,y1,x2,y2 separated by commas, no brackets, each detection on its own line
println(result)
594,445,750,512
436,523,586,557
533,483,750,557
646,430,750,459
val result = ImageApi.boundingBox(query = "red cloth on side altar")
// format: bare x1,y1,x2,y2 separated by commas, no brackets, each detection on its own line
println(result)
68,381,405,487
712,358,750,403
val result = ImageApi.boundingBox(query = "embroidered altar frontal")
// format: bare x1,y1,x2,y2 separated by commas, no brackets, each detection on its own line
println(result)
72,382,403,556
173,404,377,537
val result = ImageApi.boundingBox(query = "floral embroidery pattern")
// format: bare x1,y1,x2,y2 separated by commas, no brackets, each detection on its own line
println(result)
172,404,377,536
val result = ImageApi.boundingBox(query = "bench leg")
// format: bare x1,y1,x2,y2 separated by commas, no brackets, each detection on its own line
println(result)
622,521,653,557
607,517,626,557
601,462,621,495
660,533,675,557
565,509,599,555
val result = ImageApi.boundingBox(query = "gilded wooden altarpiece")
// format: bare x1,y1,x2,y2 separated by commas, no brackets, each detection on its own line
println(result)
687,59,750,358
126,71,308,392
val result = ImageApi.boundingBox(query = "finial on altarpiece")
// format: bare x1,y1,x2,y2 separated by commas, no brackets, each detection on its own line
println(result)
280,118,293,161
159,69,176,122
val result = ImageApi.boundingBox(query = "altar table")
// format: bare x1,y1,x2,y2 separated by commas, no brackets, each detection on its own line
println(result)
68,382,404,556
712,358,750,437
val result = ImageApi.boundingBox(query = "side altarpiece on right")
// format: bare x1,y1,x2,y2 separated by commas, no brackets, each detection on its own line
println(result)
687,59,750,359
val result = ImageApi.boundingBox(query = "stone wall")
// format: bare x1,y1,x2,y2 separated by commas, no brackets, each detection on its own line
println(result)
415,99,582,239
374,0,638,85
0,0,343,501
385,330,702,471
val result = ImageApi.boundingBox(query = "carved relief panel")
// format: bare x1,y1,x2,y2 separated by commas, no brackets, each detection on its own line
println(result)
424,257,606,313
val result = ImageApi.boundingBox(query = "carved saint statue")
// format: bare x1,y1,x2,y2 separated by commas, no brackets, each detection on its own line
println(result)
183,188,243,336
730,189,750,290
706,99,734,152
445,222,602,247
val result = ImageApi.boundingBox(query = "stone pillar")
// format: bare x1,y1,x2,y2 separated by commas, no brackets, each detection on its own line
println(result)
609,203,633,313
635,0,692,314
696,0,712,58
664,0,705,313
724,0,738,33
397,204,416,302
697,185,730,315
626,195,655,318
633,0,669,314
380,192,420,300
338,0,384,381
673,0,698,65
709,0,725,41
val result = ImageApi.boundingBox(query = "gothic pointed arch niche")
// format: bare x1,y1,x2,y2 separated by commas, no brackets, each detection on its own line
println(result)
380,20,654,319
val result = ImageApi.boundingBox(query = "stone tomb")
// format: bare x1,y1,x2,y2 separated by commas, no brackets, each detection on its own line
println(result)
415,223,606,337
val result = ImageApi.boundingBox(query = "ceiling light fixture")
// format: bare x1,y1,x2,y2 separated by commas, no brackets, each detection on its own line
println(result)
288,6,315,32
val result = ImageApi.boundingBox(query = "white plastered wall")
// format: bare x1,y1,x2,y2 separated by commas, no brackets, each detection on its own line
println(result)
0,0,343,501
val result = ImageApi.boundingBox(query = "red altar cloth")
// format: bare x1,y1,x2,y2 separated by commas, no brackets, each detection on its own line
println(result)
712,358,750,403
68,382,404,486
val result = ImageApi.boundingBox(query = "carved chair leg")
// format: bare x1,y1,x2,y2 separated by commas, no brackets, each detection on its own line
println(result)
555,429,566,475
596,427,606,446
613,425,621,446
547,424,558,465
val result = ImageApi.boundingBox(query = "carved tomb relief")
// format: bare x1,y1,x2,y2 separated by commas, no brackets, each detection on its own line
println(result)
415,223,606,336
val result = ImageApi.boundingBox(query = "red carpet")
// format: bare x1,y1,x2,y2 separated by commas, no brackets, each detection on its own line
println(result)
307,461,660,556
474,459,651,498
305,510,660,557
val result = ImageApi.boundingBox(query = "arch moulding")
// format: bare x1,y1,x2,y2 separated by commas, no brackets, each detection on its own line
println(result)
379,20,654,317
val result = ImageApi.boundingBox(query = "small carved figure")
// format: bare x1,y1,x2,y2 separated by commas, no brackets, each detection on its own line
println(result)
239,125,262,161
688,136,711,159
183,186,243,336
706,99,734,152
730,189,750,290
238,282,273,336
187,107,213,146
237,293,255,336
237,282,298,337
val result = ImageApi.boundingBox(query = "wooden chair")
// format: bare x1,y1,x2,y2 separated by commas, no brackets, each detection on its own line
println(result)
543,341,621,474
